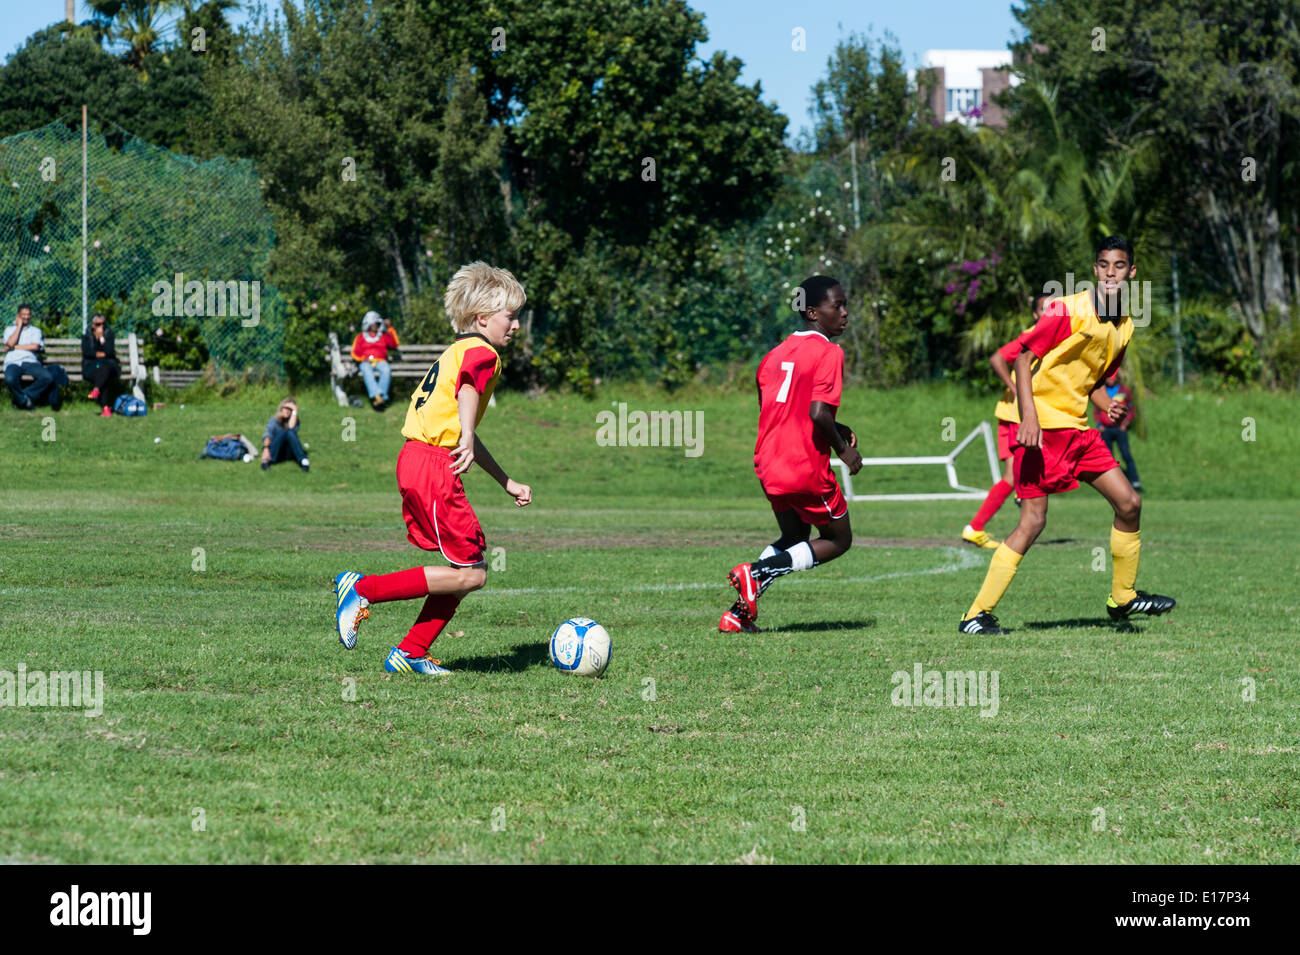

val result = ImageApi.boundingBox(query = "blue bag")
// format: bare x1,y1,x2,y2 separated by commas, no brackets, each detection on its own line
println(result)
113,394,147,416
202,437,246,461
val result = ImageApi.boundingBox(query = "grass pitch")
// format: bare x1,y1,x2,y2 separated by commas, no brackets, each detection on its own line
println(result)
0,381,1297,863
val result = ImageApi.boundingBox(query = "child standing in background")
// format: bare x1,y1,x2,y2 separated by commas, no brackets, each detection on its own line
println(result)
1095,371,1141,491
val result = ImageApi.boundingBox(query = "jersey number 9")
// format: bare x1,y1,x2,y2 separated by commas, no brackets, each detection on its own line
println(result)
414,360,441,410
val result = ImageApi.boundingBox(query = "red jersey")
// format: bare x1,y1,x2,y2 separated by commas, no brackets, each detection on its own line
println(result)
753,330,843,495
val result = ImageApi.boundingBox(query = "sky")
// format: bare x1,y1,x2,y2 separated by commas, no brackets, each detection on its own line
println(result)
3,1,1025,139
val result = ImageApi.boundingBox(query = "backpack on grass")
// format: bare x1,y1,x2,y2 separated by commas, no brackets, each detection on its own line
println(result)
201,437,247,461
113,394,147,416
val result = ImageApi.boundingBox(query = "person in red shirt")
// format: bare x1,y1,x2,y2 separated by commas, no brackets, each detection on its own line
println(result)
722,275,863,632
351,311,401,408
961,291,1051,549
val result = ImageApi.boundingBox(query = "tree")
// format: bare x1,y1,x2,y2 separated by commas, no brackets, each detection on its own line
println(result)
0,28,132,137
206,0,452,321
87,0,186,73
424,0,787,381
1011,0,1300,380
0,24,214,155
205,0,786,386
860,76,1153,378
810,31,913,157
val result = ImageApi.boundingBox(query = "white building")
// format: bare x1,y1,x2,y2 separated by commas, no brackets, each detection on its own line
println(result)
915,49,1018,128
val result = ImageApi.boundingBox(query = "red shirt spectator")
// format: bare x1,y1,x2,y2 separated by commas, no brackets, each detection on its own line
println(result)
351,326,400,363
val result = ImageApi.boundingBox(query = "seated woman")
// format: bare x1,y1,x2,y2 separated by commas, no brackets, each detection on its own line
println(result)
261,397,309,472
350,311,400,408
81,314,121,417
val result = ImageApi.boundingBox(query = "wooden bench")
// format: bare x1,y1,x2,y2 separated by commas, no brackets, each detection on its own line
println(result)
327,331,449,407
151,367,204,389
12,334,146,402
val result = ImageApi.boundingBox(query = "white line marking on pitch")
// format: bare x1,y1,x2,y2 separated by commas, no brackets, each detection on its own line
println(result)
483,546,984,597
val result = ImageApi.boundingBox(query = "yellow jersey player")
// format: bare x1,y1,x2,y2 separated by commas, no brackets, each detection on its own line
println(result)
332,262,533,675
959,236,1175,634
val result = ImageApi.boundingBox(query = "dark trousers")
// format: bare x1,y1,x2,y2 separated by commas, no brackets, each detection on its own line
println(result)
83,359,121,407
5,362,57,408
1100,426,1140,484
270,428,307,465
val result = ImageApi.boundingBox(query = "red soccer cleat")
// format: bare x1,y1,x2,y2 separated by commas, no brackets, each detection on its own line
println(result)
727,563,759,623
719,609,761,634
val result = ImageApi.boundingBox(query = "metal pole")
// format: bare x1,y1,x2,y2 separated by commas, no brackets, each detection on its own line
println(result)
849,139,861,231
1171,252,1183,386
81,103,88,335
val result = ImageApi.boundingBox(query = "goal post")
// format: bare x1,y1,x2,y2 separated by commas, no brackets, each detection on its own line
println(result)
832,420,1001,502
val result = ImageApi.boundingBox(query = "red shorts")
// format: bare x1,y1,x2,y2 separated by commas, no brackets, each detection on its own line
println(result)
396,440,486,566
996,419,1018,461
1014,427,1118,499
763,479,848,526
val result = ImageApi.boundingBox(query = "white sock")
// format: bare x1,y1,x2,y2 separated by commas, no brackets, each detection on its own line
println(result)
758,544,778,560
789,540,815,571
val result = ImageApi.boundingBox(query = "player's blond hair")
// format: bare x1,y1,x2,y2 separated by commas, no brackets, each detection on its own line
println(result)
444,262,526,334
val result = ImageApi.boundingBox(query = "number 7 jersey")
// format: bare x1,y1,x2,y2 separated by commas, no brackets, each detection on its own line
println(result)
401,333,502,448
754,329,844,495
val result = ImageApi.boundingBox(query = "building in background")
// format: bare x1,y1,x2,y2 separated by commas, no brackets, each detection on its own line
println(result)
916,50,1017,128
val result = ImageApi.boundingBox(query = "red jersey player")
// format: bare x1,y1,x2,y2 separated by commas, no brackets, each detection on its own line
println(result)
961,290,1050,549
332,262,533,675
722,275,863,632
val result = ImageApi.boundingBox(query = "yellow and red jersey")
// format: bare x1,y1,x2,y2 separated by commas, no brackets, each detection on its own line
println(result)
1004,291,1131,430
401,334,501,448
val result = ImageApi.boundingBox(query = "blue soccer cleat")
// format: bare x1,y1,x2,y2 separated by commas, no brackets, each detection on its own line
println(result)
385,646,452,676
333,572,369,649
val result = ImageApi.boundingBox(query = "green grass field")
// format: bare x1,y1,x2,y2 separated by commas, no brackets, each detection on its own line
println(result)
1,380,1297,863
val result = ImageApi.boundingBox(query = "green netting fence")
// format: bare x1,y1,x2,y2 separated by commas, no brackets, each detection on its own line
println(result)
0,117,282,378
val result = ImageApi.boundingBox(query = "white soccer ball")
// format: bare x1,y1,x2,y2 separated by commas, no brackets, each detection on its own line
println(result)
549,617,611,678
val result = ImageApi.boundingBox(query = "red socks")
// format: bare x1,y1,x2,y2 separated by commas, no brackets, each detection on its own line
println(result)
970,480,1013,532
398,594,461,657
356,568,465,658
354,567,428,604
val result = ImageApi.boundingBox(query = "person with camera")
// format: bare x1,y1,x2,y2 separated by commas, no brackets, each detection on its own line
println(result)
81,313,122,417
4,303,61,411
350,311,400,409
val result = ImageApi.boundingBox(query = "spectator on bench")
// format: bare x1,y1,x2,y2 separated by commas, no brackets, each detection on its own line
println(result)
4,304,64,411
82,313,121,417
351,310,400,409
261,396,309,472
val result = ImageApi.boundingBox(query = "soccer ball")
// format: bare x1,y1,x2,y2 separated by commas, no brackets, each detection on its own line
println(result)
549,617,611,678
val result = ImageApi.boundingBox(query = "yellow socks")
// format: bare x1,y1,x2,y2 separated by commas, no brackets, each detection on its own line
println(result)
1111,527,1140,604
965,543,1023,620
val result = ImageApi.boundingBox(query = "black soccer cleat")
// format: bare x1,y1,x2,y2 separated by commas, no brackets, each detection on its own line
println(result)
1107,591,1176,620
958,611,1007,635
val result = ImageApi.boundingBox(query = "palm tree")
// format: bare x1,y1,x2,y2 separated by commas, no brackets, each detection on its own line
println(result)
871,78,1155,367
86,0,184,71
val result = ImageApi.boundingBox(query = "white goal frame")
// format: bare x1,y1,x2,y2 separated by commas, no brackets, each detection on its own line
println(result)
831,421,1001,502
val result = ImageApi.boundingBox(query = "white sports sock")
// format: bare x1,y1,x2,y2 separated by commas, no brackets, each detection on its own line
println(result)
789,540,815,571
758,544,778,560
